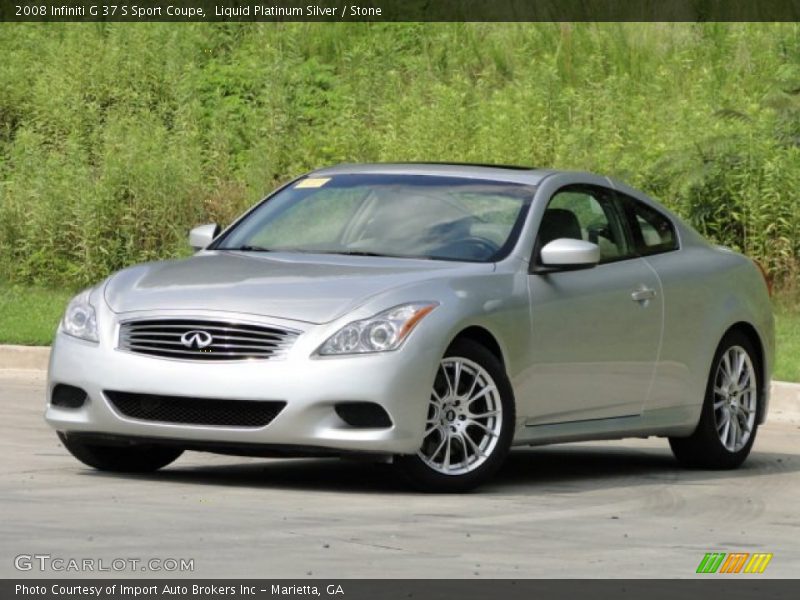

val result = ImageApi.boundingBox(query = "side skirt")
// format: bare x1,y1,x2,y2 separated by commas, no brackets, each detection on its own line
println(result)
511,405,699,447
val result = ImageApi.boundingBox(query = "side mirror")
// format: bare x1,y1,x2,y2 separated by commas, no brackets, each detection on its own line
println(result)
189,224,221,251
538,238,600,271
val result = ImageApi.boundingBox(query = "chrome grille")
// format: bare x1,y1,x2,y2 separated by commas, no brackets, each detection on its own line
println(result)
118,319,299,361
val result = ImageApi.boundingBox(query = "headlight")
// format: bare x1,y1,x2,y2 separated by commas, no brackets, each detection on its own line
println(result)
316,302,439,356
61,289,99,342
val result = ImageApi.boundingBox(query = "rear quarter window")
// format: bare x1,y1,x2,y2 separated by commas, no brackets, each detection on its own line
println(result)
620,194,678,256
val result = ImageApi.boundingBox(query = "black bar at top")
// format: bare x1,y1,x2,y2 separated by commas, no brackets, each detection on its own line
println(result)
3,0,800,23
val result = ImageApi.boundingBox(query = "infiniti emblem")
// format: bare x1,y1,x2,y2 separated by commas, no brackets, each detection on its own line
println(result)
180,330,213,349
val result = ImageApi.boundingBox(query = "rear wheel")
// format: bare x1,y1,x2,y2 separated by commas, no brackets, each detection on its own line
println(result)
669,331,760,469
58,432,183,473
396,339,515,492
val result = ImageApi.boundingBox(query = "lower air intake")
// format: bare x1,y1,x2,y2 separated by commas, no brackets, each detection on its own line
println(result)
105,391,285,428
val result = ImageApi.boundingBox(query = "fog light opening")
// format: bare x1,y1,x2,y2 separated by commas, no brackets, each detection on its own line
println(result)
334,402,393,429
51,384,88,409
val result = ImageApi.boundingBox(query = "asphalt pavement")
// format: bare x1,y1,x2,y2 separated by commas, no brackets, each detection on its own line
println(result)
1,369,798,578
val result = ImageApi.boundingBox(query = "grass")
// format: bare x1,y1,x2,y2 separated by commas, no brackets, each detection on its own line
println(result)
0,283,797,383
774,299,800,383
0,283,73,346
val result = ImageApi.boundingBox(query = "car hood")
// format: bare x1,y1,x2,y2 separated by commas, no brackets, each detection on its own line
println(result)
104,251,492,324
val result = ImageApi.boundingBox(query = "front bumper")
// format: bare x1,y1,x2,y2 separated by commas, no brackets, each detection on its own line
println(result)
45,315,440,455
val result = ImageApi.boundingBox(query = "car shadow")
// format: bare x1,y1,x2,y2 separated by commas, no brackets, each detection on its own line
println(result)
83,443,800,495
496,445,797,493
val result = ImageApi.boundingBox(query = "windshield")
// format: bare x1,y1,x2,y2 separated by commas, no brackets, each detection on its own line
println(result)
214,174,534,262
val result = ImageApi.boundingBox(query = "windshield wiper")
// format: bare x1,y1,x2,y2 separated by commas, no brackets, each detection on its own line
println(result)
219,245,275,252
221,247,430,259
322,250,387,257
315,250,432,259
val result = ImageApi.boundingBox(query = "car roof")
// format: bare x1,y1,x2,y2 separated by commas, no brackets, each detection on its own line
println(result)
308,162,558,185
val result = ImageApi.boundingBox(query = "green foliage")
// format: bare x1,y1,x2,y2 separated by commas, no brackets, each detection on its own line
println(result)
0,281,72,345
0,23,799,287
774,293,800,383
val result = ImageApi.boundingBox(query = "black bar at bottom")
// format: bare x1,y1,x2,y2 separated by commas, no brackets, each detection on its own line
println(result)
3,580,799,600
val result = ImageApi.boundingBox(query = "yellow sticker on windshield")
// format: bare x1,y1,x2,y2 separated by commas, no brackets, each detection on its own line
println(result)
295,177,331,189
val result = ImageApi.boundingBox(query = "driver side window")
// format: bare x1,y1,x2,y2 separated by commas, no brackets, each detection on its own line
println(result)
538,186,630,263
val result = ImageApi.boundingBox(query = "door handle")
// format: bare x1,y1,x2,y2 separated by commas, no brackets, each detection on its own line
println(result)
631,287,656,302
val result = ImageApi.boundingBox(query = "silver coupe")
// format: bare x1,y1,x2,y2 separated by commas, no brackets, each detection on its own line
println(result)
46,164,774,491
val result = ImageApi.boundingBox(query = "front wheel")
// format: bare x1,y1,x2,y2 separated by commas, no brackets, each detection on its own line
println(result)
58,432,184,473
396,339,515,492
669,330,761,469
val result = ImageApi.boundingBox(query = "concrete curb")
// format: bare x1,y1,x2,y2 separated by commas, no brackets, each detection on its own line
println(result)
1,344,798,413
0,345,50,371
770,380,800,417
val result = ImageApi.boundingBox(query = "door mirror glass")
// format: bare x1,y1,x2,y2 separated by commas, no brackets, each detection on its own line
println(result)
539,238,600,269
189,224,221,250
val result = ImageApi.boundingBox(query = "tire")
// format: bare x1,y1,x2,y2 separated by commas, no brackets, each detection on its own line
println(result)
58,432,183,473
669,330,761,469
396,339,515,492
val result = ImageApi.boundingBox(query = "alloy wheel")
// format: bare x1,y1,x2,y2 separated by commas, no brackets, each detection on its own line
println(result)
713,345,757,452
417,356,503,476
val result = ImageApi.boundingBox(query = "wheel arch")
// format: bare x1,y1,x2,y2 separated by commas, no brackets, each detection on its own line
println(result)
447,325,506,368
